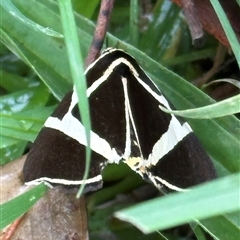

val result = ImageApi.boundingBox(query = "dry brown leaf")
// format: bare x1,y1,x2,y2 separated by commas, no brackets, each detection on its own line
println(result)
1,156,89,240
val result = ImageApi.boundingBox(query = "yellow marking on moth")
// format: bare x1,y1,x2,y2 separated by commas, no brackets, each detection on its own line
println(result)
124,157,146,173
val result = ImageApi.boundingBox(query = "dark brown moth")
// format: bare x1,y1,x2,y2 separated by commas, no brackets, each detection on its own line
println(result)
23,48,216,193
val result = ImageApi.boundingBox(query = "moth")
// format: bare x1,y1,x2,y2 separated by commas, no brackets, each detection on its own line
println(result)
23,48,216,193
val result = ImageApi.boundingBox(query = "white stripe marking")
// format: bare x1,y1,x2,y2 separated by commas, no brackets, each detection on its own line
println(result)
148,174,188,192
84,47,117,73
121,77,143,159
45,115,122,163
121,77,131,159
145,117,192,166
25,175,102,187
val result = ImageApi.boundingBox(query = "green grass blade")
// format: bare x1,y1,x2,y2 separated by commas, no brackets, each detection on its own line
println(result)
210,0,240,68
159,94,240,119
2,0,63,38
115,173,240,233
0,184,48,230
57,0,91,197
198,212,240,240
130,0,139,46
203,78,240,89
1,106,54,143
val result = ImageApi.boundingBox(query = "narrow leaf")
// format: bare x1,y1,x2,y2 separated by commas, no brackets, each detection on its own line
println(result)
57,0,91,197
0,184,48,230
203,79,240,89
210,0,240,68
159,95,240,119
115,174,240,233
2,0,63,38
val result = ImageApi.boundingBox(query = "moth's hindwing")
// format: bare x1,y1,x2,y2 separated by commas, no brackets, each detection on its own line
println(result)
23,48,216,192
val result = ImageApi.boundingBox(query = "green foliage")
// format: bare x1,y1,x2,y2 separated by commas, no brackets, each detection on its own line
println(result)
116,173,240,238
210,0,240,68
0,0,239,239
57,0,91,198
0,184,48,229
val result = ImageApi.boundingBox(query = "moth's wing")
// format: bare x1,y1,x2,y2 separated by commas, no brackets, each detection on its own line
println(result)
128,77,217,189
110,50,217,190
23,91,105,191
23,51,132,190
149,132,217,190
23,50,136,190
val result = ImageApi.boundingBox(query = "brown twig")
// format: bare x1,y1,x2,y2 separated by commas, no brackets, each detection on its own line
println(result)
172,0,240,47
181,0,205,48
85,0,115,68
1,215,24,240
